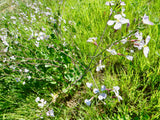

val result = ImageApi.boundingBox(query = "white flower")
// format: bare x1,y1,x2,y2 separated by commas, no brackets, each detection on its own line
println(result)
105,1,114,6
143,35,150,58
27,76,31,80
120,0,126,6
101,85,106,91
107,14,129,30
24,69,29,73
87,37,97,43
10,56,16,60
121,38,127,44
46,109,55,117
106,49,117,55
113,86,120,94
130,50,134,53
35,41,39,47
105,1,125,6
23,81,26,85
93,88,99,94
115,92,123,101
126,55,133,61
113,86,123,101
84,99,91,106
143,14,154,25
96,60,105,72
134,34,150,57
86,82,93,88
38,99,47,108
98,93,107,100
135,31,143,41
35,97,40,102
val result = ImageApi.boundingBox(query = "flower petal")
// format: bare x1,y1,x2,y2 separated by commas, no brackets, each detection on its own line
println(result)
120,18,129,24
93,88,99,94
107,20,115,25
143,14,154,25
114,22,122,30
101,85,106,91
98,93,107,100
126,55,133,61
114,14,122,20
84,99,91,106
86,82,93,88
143,46,149,58
145,35,150,45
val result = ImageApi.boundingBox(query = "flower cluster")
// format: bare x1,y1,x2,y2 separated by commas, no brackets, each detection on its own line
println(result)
84,83,122,106
35,97,47,108
85,0,154,107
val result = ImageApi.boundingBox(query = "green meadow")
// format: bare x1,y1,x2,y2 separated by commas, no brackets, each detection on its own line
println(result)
0,0,160,119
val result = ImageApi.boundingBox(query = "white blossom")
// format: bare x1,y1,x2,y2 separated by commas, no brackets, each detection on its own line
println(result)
93,88,100,94
46,109,55,117
143,14,154,25
105,1,114,6
96,60,105,72
107,49,117,55
98,93,107,100
101,85,106,91
84,99,91,106
86,82,93,88
126,55,133,61
107,14,129,30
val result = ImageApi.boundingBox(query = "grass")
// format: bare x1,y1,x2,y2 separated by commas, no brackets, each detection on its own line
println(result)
0,0,160,119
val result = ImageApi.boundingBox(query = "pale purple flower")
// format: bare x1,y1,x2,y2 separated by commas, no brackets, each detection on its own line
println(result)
134,33,150,57
105,1,114,6
143,14,154,25
93,88,100,94
101,85,106,91
113,86,120,94
98,93,107,100
113,86,123,101
84,99,91,106
107,49,117,55
46,109,55,117
96,60,105,72
107,14,129,30
121,38,127,44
